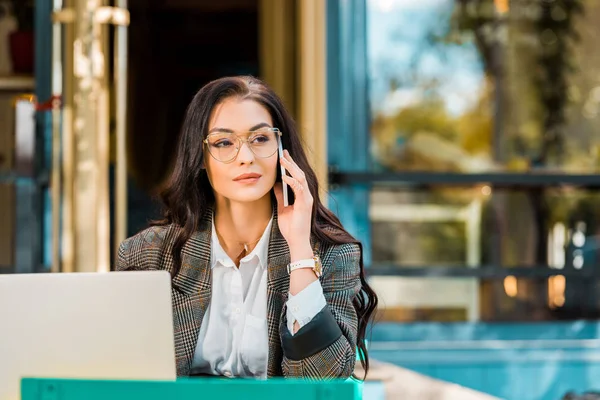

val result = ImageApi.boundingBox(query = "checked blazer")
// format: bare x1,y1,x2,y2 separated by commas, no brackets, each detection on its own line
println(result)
115,208,362,379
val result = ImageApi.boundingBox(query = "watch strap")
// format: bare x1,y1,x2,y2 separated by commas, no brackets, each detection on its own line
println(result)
287,258,316,274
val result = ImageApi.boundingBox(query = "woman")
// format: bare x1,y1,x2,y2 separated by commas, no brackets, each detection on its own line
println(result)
116,76,377,380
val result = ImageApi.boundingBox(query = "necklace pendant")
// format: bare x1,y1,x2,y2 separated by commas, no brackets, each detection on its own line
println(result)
243,243,249,252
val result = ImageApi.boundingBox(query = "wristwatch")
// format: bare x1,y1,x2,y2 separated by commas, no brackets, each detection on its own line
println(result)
287,253,323,277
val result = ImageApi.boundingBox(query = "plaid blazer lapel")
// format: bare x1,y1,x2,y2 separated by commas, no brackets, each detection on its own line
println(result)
266,211,290,377
170,209,213,376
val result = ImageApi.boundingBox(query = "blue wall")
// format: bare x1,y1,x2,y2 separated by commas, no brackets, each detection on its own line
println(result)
370,322,600,400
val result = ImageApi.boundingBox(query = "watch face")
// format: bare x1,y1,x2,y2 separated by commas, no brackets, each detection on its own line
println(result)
314,254,323,276
315,264,322,276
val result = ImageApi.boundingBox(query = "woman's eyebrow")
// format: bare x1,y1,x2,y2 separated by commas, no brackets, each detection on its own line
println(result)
208,122,272,134
249,122,272,131
208,127,234,134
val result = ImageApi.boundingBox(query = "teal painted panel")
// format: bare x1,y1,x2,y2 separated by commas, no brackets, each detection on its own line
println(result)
21,378,361,400
548,362,588,399
326,0,372,263
434,365,487,394
407,361,597,400
584,364,600,388
370,322,600,400
484,365,512,399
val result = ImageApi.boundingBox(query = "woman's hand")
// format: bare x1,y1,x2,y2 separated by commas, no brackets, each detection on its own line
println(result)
273,150,314,261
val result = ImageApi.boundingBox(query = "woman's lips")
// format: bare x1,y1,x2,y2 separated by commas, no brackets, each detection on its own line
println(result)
234,177,260,184
233,173,262,184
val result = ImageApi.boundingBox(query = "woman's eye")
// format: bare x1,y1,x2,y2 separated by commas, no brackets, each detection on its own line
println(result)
212,139,234,148
250,135,269,144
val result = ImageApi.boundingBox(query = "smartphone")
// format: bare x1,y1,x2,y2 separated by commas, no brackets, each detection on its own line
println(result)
277,135,289,207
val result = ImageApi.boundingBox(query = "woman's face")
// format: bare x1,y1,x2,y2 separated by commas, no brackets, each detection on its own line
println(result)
204,97,278,204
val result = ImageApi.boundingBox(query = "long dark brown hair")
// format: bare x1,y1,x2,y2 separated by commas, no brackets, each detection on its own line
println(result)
155,76,377,378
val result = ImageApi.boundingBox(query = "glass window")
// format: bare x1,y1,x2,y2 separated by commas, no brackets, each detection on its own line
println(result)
360,0,600,323
371,276,600,322
371,187,600,269
367,0,600,173
370,186,600,321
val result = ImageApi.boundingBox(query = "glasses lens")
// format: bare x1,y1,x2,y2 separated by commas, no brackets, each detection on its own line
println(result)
248,129,278,158
206,133,238,162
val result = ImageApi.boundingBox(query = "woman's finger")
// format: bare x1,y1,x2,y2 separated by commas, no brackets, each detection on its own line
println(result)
282,175,313,205
283,150,305,179
282,174,303,194
282,174,307,200
281,150,306,184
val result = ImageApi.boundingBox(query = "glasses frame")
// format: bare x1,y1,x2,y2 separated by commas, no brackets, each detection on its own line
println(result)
203,128,282,164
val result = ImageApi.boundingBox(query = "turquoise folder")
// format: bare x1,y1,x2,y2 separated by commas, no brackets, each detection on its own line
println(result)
21,377,361,400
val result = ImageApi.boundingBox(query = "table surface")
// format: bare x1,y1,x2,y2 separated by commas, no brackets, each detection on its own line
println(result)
21,377,383,400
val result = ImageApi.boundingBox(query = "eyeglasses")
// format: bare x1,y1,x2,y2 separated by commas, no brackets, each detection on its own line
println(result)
203,127,282,163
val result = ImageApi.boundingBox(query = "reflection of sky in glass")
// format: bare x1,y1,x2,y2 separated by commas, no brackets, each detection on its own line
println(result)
368,0,486,116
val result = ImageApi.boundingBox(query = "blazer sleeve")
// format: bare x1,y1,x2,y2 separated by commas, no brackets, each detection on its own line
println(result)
280,242,361,379
115,240,129,271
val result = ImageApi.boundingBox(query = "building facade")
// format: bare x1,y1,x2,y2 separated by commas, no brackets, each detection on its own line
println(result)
2,0,600,398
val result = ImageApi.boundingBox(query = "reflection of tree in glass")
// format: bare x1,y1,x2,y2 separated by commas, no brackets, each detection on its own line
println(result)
438,0,583,169
452,0,591,321
369,1,496,306
371,92,493,172
373,0,583,170
371,0,498,173
533,0,584,166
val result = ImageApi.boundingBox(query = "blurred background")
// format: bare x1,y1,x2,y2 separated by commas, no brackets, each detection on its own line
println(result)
1,0,600,399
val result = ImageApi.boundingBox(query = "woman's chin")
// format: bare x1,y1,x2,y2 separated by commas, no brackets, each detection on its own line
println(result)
224,190,272,204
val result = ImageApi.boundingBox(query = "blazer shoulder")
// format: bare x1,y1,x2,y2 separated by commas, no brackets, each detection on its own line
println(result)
118,224,180,270
120,224,178,250
313,227,361,269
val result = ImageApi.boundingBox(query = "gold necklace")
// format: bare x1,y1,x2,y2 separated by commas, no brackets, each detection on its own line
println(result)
238,236,262,253
233,236,261,265
215,229,262,254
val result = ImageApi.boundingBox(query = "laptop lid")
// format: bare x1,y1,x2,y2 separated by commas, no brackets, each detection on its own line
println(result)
0,271,176,400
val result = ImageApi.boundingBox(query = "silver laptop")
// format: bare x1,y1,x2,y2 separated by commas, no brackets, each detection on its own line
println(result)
0,271,177,400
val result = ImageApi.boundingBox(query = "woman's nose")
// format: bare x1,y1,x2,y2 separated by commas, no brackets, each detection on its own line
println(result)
236,140,255,163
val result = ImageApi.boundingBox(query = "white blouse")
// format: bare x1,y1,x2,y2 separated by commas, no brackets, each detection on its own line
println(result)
189,216,327,378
